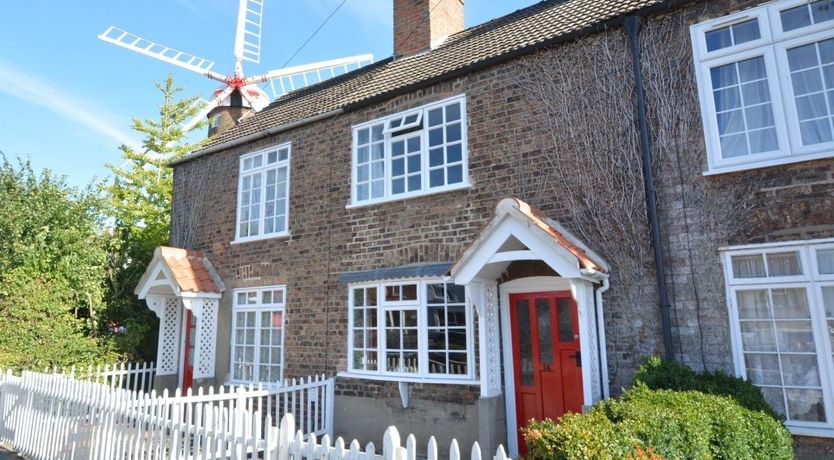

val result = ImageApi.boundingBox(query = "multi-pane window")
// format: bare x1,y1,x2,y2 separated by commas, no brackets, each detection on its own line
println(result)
724,240,834,435
692,0,834,173
231,286,286,385
351,95,468,205
236,144,291,241
348,280,473,381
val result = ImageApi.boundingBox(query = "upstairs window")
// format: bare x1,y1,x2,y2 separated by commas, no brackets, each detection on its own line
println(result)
351,95,468,205
692,0,834,174
235,143,291,242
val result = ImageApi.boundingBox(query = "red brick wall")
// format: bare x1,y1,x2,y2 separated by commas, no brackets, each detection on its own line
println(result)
171,0,834,404
394,0,464,57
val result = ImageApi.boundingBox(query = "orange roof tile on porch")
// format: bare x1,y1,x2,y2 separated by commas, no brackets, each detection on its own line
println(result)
157,246,222,294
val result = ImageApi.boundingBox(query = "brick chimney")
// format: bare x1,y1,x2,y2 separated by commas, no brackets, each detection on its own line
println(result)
394,0,464,58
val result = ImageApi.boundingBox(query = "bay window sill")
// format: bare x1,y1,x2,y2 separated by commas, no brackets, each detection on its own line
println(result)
337,371,478,386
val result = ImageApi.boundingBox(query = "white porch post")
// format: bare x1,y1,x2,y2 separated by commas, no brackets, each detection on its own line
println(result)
570,278,602,406
471,280,502,398
146,294,182,376
182,297,219,380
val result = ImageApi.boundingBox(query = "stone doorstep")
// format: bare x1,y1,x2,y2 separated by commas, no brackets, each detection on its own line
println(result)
0,444,25,460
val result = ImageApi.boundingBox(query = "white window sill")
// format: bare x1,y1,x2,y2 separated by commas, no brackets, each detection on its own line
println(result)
346,182,471,209
230,231,291,245
787,423,834,439
337,371,478,385
703,150,834,176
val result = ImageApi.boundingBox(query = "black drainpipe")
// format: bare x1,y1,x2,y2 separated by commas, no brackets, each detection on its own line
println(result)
624,15,675,361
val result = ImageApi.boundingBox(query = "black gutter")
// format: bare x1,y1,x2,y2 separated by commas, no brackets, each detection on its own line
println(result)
624,15,675,361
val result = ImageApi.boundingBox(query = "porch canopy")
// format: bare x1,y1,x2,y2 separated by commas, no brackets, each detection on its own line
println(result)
135,247,224,381
451,197,608,284
450,198,610,438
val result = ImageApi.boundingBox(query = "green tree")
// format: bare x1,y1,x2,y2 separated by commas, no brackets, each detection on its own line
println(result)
102,75,207,361
0,156,117,370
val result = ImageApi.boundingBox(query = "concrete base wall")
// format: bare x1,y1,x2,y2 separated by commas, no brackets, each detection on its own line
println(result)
334,393,506,457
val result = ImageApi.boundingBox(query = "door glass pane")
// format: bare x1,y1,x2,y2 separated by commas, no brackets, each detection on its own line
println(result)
557,299,573,342
517,300,534,386
536,299,553,365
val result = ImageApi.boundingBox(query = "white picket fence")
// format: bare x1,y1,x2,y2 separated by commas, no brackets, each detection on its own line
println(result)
0,369,509,460
67,361,156,394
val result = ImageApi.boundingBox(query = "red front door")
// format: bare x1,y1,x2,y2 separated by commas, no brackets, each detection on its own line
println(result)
510,291,583,453
181,309,196,391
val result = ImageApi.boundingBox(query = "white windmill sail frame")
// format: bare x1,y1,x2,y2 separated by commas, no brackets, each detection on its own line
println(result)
234,0,265,64
98,0,375,133
256,54,375,99
98,26,226,82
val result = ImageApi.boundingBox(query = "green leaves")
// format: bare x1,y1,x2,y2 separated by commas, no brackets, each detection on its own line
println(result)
0,155,115,370
100,75,205,362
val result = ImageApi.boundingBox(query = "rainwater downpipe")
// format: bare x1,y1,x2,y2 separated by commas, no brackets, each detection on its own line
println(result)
593,276,610,399
624,15,675,361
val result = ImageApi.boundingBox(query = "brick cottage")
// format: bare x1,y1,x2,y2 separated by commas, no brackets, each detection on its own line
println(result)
134,0,834,456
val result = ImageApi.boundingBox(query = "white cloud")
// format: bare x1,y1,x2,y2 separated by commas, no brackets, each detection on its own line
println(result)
0,61,139,149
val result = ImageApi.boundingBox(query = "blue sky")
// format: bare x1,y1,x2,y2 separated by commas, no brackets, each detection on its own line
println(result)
0,0,537,187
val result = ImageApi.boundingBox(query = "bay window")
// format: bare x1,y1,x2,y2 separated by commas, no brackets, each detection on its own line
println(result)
351,95,468,206
723,239,834,436
692,0,834,174
235,143,291,242
347,280,474,382
230,286,286,385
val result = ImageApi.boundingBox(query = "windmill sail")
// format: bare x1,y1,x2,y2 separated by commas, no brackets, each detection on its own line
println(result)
259,54,375,99
98,26,220,78
234,0,265,64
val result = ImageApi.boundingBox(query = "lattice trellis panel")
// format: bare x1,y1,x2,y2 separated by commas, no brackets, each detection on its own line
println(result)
157,296,182,375
483,283,502,396
194,298,218,379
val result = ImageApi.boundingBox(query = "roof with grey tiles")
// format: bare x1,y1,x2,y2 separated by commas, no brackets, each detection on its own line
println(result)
189,0,671,157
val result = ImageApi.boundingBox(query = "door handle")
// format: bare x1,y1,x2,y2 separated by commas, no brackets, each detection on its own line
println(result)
569,351,581,368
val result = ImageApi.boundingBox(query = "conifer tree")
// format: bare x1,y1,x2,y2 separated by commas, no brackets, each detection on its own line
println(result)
102,75,206,360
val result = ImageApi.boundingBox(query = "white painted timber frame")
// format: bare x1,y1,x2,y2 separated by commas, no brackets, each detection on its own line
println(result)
691,0,834,175
340,278,478,385
135,254,222,381
721,237,834,437
450,199,610,457
348,94,470,207
233,142,292,244
228,285,287,387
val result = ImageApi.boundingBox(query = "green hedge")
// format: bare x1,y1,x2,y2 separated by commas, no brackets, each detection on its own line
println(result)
633,356,780,420
521,385,793,460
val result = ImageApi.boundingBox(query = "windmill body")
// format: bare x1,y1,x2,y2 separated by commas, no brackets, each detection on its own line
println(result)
99,0,373,135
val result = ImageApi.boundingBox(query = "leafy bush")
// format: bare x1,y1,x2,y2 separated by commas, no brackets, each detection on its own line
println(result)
633,356,779,419
521,385,793,460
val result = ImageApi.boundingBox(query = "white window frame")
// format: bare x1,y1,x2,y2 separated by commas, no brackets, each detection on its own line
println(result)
692,0,834,175
341,278,477,384
349,95,470,207
722,238,834,437
233,143,292,244
228,285,287,387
